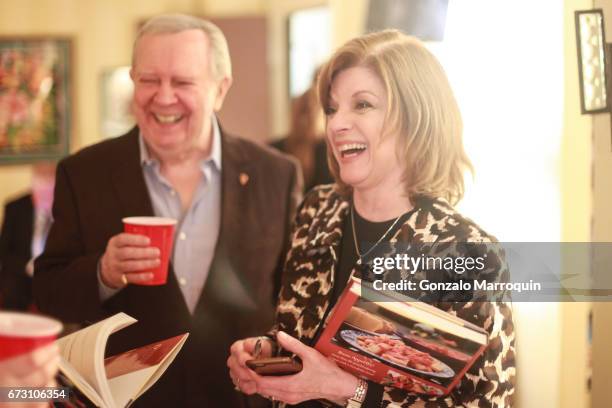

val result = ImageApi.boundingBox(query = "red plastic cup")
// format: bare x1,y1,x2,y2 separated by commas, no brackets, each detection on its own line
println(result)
122,216,177,285
0,312,62,361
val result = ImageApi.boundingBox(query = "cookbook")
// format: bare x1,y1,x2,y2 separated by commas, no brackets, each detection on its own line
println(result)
57,312,188,408
314,278,488,396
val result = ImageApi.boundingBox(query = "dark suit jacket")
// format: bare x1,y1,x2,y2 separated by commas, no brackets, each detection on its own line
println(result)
0,194,34,311
34,127,301,407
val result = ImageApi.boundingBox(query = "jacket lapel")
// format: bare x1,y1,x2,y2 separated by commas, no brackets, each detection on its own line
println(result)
291,190,350,342
109,128,155,218
192,132,255,314
299,189,348,254
217,132,253,257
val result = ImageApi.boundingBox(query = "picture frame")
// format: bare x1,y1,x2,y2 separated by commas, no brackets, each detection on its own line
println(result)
0,37,72,163
100,66,134,139
575,9,608,114
287,6,331,98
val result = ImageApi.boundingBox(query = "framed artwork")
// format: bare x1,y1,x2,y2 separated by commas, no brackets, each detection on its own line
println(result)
287,6,331,98
0,37,72,163
575,9,608,114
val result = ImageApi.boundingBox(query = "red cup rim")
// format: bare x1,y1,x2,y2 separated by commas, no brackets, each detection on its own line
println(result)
122,216,177,226
0,312,62,338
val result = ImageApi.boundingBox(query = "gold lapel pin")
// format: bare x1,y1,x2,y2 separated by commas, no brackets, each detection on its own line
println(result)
239,172,249,186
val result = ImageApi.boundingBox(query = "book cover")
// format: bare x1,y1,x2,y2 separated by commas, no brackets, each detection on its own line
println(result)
314,278,488,396
105,334,185,379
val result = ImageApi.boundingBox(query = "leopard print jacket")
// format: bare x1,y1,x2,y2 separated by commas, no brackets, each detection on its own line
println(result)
271,185,515,407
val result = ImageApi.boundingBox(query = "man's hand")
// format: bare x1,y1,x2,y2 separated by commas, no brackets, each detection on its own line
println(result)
100,233,160,288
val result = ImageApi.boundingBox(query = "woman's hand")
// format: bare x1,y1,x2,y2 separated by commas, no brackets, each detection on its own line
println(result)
248,331,359,405
227,336,274,395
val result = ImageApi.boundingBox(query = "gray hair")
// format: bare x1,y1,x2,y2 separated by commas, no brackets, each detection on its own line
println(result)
133,14,232,80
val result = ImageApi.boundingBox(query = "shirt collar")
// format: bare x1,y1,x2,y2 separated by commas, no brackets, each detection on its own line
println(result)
139,115,222,170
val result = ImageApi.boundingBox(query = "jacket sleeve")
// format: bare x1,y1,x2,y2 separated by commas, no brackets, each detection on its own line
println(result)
33,161,108,324
267,186,321,342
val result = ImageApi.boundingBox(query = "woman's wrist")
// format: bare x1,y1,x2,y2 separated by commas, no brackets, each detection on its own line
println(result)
328,372,361,406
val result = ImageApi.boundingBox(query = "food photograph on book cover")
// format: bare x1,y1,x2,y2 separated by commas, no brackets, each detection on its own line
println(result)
330,299,483,394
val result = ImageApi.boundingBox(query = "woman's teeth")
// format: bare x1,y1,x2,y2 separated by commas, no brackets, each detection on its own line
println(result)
339,143,367,157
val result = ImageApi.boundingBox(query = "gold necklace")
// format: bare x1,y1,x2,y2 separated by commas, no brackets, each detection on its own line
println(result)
350,203,404,265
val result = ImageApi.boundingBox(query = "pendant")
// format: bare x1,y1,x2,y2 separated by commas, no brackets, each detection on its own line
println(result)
357,259,362,265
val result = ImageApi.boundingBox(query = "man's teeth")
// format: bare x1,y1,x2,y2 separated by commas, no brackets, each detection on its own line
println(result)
339,143,367,153
155,114,183,124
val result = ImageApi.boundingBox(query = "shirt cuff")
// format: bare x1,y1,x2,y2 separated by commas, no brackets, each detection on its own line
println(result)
97,259,121,301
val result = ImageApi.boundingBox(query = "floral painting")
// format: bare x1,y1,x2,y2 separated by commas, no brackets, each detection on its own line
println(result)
0,38,71,163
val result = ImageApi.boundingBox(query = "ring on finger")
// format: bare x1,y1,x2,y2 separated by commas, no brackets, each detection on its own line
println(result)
121,274,128,285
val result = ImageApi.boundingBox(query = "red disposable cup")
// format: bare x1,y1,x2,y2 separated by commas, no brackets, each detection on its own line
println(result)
122,216,177,285
0,312,63,361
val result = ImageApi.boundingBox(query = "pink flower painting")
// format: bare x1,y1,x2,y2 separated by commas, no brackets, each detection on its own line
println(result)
0,39,70,162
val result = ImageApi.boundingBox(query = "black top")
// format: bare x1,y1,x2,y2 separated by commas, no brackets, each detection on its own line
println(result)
332,207,399,305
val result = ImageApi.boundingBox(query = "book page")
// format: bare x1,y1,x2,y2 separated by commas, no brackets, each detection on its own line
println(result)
57,313,137,408
58,357,104,407
104,333,188,406
106,367,157,408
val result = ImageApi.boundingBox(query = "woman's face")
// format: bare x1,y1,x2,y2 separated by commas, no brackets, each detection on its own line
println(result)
326,66,402,191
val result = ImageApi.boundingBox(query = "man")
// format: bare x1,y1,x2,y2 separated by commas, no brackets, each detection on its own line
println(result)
34,14,301,407
0,162,56,311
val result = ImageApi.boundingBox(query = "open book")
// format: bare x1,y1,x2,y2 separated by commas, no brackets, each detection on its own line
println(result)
56,313,188,408
314,278,488,397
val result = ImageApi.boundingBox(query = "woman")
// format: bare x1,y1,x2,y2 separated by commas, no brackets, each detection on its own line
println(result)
271,85,333,192
228,30,515,407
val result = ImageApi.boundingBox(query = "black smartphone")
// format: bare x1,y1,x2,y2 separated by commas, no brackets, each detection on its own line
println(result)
246,356,303,376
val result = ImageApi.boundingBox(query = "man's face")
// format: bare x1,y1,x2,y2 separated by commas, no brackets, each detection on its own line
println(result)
131,30,230,158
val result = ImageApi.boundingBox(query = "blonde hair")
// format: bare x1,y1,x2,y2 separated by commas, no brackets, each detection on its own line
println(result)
318,30,472,205
133,14,232,81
